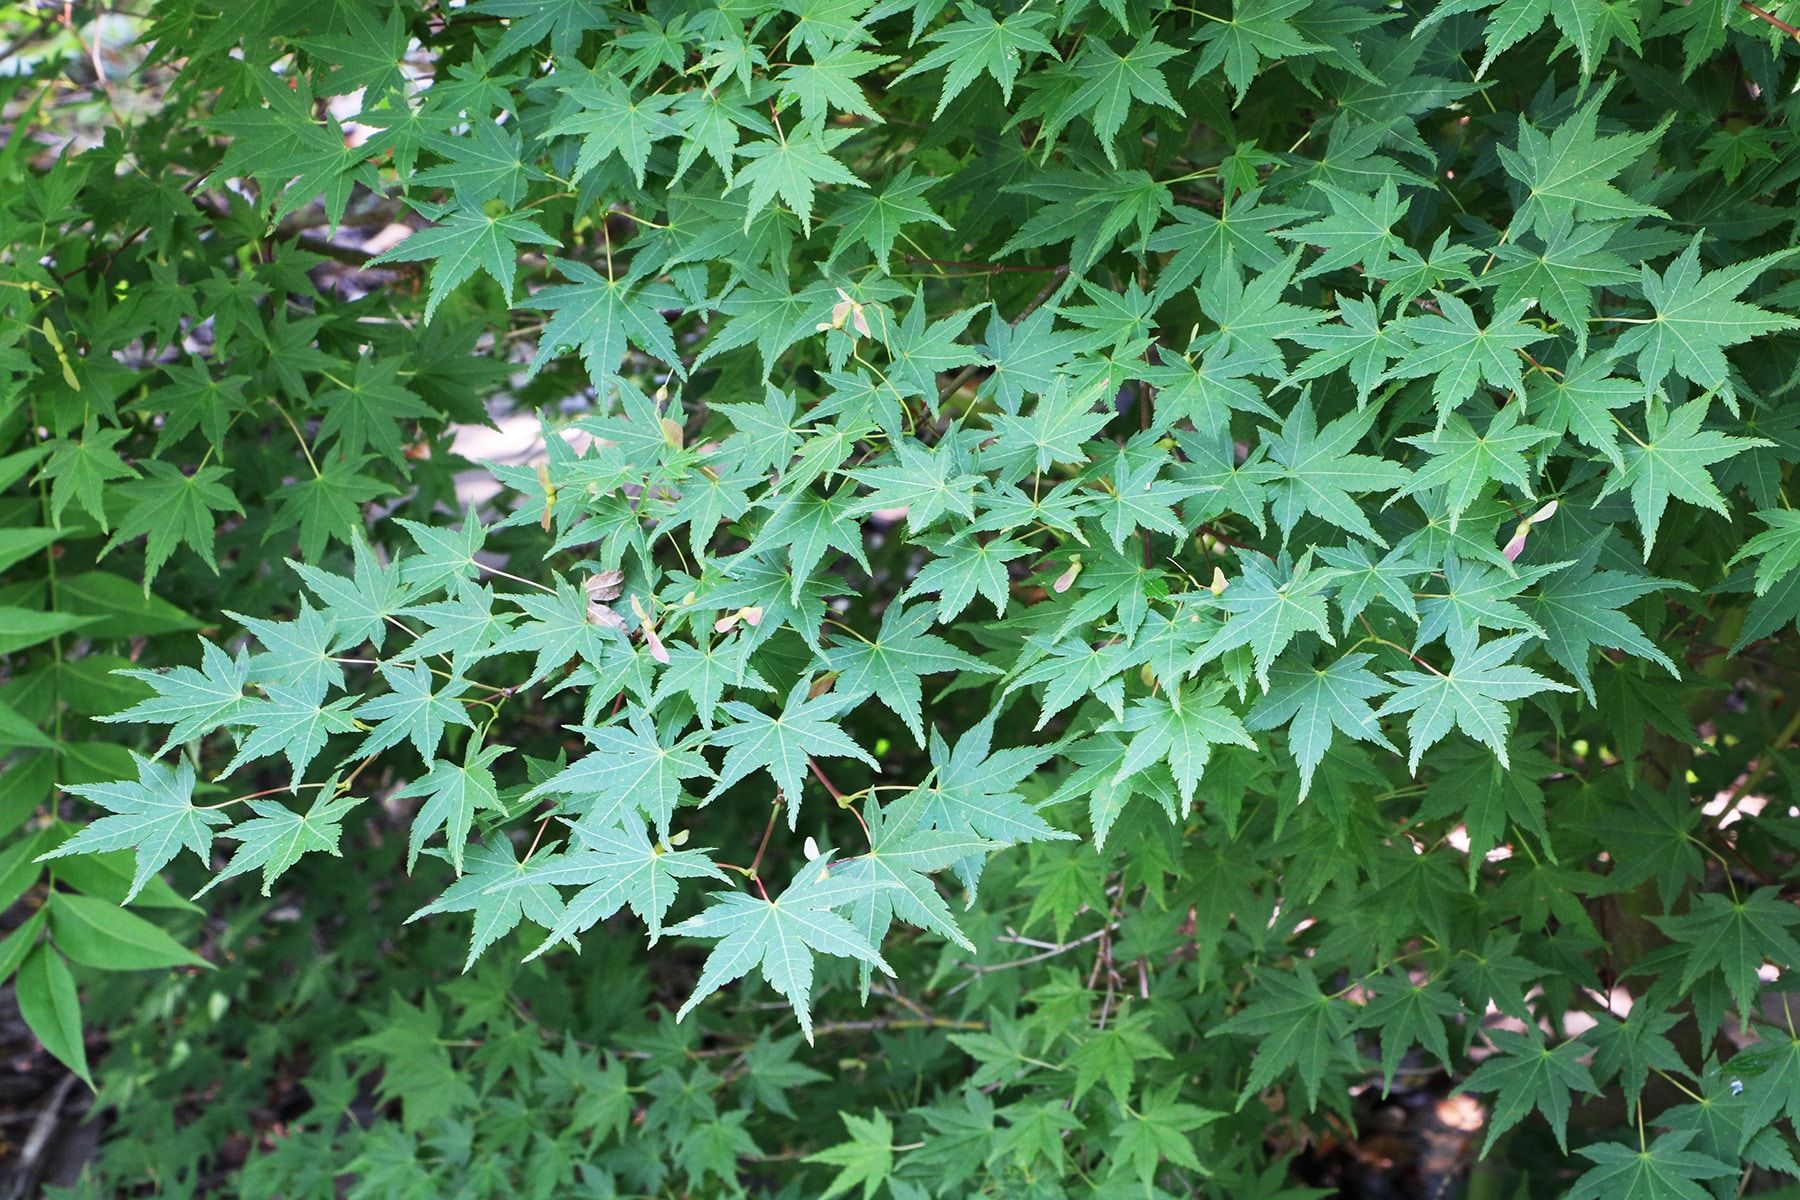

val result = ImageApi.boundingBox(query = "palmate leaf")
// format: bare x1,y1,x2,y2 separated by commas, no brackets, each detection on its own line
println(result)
1353,970,1461,1095
200,790,360,897
1247,647,1396,799
1616,238,1800,393
367,205,560,320
834,789,996,965
804,1111,895,1200
822,600,998,743
1458,1028,1599,1152
1601,395,1772,557
668,852,902,1041
514,813,728,951
893,3,1056,115
1378,633,1575,772
525,708,713,838
731,126,866,235
102,461,243,584
1651,887,1800,1019
103,639,251,750
1110,684,1255,812
1565,1132,1735,1200
41,755,226,902
408,836,565,971
710,678,878,823
1263,395,1411,545
530,260,685,384
394,742,507,874
1211,963,1353,1111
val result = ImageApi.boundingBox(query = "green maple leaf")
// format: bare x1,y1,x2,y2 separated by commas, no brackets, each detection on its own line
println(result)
1457,1027,1599,1152
143,358,248,453
1276,179,1408,280
200,791,360,897
1730,508,1800,596
1652,887,1800,1019
1378,633,1575,772
1354,970,1461,1095
1112,683,1255,811
102,640,251,750
1192,0,1325,100
777,44,894,124
1394,406,1554,531
1196,551,1336,690
803,1110,894,1200
1528,350,1640,468
494,577,621,685
731,126,865,235
1058,33,1183,164
1390,296,1546,422
517,813,728,951
269,454,397,562
233,600,342,703
1000,169,1171,273
546,77,678,186
894,3,1056,116
983,375,1112,478
1264,395,1411,544
412,118,543,207
1414,553,1565,660
313,354,434,465
903,533,1030,623
827,166,951,271
1497,89,1671,238
290,535,417,652
1601,395,1771,558
1247,647,1396,799
1487,221,1636,353
41,755,226,902
668,852,902,1041
408,835,564,970
849,437,983,533
397,511,489,595
1211,963,1353,1110
394,741,507,874
222,686,360,783
1615,237,1800,394
1586,1002,1686,1113
914,716,1073,891
396,585,515,662
1565,1132,1735,1200
353,662,475,761
710,679,878,822
37,421,137,531
1109,1082,1218,1184
1194,251,1324,373
1146,187,1307,303
102,461,243,583
752,485,869,603
1066,1009,1173,1103
1285,293,1413,405
525,709,713,838
978,307,1084,412
1526,542,1680,700
654,639,772,730
367,204,560,320
293,3,411,103
823,601,997,744
880,295,986,402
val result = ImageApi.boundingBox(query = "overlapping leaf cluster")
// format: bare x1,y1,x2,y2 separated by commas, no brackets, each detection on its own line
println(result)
12,0,1800,1194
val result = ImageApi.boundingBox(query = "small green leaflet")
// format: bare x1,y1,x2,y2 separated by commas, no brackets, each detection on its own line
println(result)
803,1110,895,1200
516,814,727,952
1378,633,1574,772
200,790,360,897
1615,238,1799,394
710,679,878,823
1247,648,1396,799
40,755,225,902
668,852,902,1041
367,204,560,321
823,601,999,744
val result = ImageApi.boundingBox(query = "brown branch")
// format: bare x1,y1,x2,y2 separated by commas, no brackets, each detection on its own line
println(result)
1742,1,1800,39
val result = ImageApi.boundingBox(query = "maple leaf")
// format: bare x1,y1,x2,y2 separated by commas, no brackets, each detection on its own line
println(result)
314,354,435,466
1600,395,1772,558
1652,887,1800,1020
525,709,713,838
822,601,997,744
1615,237,1800,394
518,814,728,951
1457,1028,1600,1152
1108,1083,1218,1184
1389,296,1546,422
268,455,397,562
1192,0,1325,100
731,126,866,235
833,789,995,969
102,639,251,751
827,166,951,271
1526,542,1681,700
803,1111,895,1200
1056,33,1184,165
200,791,360,897
367,204,560,321
408,836,565,971
1565,1132,1735,1200
894,3,1056,115
1378,633,1575,772
41,755,226,902
1263,395,1411,545
1497,88,1672,238
668,852,902,1041
710,679,879,822
1211,963,1354,1110
1111,683,1256,812
1394,406,1554,531
1247,647,1396,799
545,77,678,186
394,742,507,874
353,662,476,761
1354,970,1461,1095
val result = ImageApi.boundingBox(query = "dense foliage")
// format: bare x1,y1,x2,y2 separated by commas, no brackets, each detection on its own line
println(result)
9,0,1800,1194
